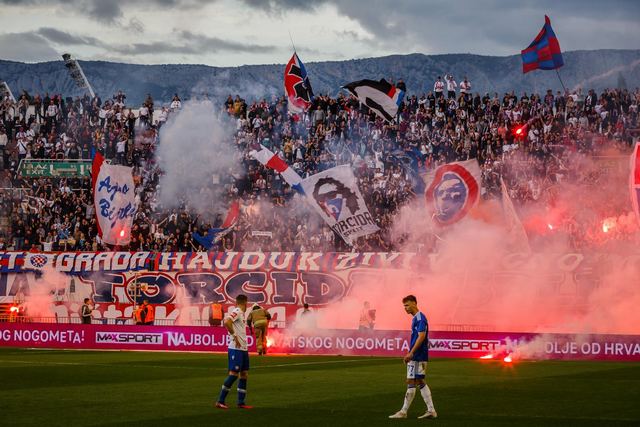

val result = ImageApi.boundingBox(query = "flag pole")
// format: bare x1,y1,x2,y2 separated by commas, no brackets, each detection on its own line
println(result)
288,30,297,54
555,69,567,93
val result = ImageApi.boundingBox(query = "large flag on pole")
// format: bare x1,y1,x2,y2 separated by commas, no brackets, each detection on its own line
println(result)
301,165,379,245
424,159,482,226
250,143,304,193
284,52,314,113
342,79,404,123
501,177,531,253
92,153,136,246
521,15,564,74
631,142,640,224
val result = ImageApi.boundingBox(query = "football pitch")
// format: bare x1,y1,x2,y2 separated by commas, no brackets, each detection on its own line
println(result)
1,348,639,426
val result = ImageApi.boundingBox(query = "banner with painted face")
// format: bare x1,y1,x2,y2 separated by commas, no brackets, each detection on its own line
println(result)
301,165,379,244
424,159,482,226
92,153,137,245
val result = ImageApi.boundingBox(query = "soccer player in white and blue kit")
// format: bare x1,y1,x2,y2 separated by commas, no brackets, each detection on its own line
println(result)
389,295,437,419
216,294,252,409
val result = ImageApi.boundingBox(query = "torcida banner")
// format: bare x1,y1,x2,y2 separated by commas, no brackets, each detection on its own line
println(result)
2,251,640,329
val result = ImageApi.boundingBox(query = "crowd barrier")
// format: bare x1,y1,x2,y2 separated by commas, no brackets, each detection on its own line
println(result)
0,322,639,361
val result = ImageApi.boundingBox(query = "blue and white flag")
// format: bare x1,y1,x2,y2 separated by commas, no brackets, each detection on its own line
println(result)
92,153,137,246
192,201,240,250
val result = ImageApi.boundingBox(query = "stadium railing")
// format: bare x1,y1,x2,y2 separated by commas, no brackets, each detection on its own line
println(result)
0,316,286,328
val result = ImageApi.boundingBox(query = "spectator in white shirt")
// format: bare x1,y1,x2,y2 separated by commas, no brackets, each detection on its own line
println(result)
446,74,457,99
434,76,444,99
139,104,149,127
171,94,182,110
116,136,127,165
460,76,471,101
0,126,7,168
157,107,169,123
45,100,58,129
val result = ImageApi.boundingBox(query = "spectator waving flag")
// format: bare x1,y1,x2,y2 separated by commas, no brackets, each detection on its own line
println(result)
250,143,304,193
301,165,379,245
284,52,314,114
92,152,137,246
193,201,240,250
631,142,640,224
342,79,404,123
521,15,564,74
424,159,482,226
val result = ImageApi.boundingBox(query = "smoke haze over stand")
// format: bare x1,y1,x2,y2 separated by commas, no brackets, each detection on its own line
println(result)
282,146,640,338
155,100,242,222
413,149,638,335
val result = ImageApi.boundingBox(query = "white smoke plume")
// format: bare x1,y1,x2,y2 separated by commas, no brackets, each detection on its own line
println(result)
155,100,242,220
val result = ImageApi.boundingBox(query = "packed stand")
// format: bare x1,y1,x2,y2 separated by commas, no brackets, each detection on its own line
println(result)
1,78,639,253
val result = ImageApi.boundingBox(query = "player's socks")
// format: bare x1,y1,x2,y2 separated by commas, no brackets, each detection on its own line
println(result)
418,383,435,412
237,378,247,405
401,384,416,412
217,375,237,403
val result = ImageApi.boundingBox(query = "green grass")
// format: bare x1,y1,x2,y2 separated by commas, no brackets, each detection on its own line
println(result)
0,349,639,426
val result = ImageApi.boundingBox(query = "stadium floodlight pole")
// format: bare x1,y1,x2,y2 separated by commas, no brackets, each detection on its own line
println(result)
0,80,16,102
61,53,95,99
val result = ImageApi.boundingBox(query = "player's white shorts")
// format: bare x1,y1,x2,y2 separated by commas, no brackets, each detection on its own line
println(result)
407,361,427,379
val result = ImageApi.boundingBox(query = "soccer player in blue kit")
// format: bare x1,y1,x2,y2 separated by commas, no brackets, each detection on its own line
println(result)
216,294,253,409
389,295,437,419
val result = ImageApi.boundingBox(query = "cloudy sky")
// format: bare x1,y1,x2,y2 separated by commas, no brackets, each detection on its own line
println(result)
0,0,639,66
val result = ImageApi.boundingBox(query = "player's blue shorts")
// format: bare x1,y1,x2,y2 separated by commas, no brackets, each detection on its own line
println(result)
228,349,250,373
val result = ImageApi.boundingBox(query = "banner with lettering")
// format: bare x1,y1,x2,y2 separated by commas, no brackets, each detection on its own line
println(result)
0,251,411,327
1,251,640,332
92,153,137,245
0,324,639,361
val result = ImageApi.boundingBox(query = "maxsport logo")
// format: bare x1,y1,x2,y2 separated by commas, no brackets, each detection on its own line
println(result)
429,339,501,351
95,332,163,345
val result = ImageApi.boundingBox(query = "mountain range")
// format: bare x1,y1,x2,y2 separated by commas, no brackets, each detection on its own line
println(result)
1,49,639,105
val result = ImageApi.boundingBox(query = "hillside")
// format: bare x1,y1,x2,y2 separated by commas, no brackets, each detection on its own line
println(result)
1,50,639,104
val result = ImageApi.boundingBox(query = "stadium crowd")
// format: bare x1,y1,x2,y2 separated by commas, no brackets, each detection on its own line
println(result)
0,78,639,253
